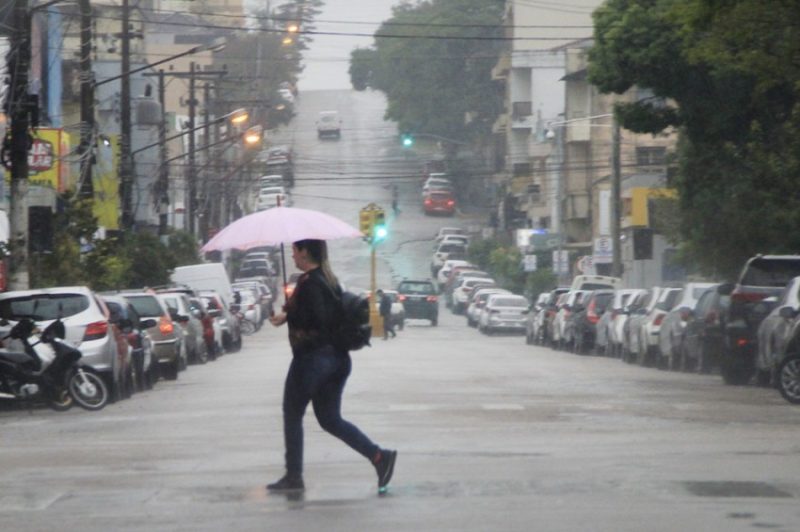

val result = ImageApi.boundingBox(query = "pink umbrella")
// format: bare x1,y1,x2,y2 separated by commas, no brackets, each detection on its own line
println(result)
200,206,363,287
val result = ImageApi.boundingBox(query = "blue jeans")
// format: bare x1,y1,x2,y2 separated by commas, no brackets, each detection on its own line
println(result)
282,345,380,476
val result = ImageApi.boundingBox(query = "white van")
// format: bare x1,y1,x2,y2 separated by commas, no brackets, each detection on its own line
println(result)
171,263,234,307
316,110,341,139
570,275,622,291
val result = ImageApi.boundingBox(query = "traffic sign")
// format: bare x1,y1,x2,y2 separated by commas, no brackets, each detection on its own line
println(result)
593,236,613,264
522,254,538,272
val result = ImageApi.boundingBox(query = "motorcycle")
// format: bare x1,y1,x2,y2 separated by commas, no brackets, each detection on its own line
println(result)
0,318,109,411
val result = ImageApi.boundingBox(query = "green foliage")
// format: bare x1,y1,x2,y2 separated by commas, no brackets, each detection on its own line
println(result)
30,195,201,291
468,237,557,300
349,0,505,144
589,0,800,278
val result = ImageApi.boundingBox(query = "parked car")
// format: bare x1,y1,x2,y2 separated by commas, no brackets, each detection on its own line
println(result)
524,293,550,344
437,259,474,288
570,275,622,291
423,191,456,216
123,292,185,380
234,287,263,329
443,268,489,306
607,289,647,358
552,290,589,350
633,287,682,366
397,279,439,325
466,287,510,328
657,282,717,369
680,286,730,373
431,241,468,275
452,277,497,315
257,185,290,210
439,234,469,248
571,290,614,354
157,292,208,365
198,290,242,353
621,288,661,364
526,289,568,346
103,295,158,392
0,286,132,401
718,255,800,384
756,276,800,386
232,280,273,322
478,294,530,335
188,296,219,361
435,227,466,242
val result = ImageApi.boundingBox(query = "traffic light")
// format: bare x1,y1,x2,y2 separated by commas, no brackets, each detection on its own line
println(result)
359,209,373,237
400,133,414,148
372,209,387,241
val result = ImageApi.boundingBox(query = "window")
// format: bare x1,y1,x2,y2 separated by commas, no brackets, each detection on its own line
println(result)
636,147,667,166
0,293,90,320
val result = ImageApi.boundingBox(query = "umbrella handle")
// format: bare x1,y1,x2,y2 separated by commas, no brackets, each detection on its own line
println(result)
280,242,288,295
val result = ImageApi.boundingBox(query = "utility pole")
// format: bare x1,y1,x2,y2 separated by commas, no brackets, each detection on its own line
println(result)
77,0,94,198
119,0,134,228
611,118,622,278
187,62,197,234
7,0,31,290
156,69,169,235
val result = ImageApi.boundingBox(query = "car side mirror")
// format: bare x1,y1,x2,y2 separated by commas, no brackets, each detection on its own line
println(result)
717,283,734,296
140,318,157,329
779,306,797,319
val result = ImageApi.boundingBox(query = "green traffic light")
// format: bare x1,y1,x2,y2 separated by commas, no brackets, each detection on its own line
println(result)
374,224,388,240
401,134,414,147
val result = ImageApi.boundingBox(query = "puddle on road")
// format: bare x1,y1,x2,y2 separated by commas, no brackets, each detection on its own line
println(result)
682,481,793,498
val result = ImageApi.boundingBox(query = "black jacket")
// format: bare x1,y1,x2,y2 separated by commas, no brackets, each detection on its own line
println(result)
379,294,392,317
285,267,342,356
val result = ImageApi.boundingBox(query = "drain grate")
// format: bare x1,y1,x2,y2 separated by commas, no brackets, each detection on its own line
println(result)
683,481,792,498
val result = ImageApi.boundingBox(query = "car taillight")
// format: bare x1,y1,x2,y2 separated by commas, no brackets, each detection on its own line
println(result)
653,314,665,326
159,316,174,335
426,295,438,302
736,337,748,347
83,321,108,341
587,301,599,324
446,200,455,206
398,294,406,302
731,291,767,304
424,199,432,206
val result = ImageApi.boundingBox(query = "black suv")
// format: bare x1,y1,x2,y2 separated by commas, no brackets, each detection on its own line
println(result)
719,255,800,384
397,279,439,326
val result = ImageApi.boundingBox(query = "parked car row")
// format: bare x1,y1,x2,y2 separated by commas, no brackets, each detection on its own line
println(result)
523,255,800,405
0,262,272,410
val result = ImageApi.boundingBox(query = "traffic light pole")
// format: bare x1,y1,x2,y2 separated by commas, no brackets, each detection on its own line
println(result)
359,203,386,335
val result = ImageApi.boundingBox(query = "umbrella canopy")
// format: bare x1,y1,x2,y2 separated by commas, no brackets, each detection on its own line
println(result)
200,206,362,253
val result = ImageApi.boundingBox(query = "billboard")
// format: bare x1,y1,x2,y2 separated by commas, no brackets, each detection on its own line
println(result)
2,128,70,193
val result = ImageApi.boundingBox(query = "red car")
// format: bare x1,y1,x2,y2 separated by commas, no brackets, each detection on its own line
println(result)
423,191,456,216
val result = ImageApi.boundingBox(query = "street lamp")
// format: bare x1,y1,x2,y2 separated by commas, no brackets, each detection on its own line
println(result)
243,125,263,146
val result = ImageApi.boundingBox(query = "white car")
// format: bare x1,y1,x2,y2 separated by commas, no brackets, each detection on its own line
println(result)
278,88,295,103
431,241,468,274
606,289,646,356
437,259,473,287
435,227,466,242
478,294,530,335
634,287,683,365
552,290,589,349
316,110,341,139
466,287,510,327
438,234,469,248
235,287,263,329
657,282,716,367
257,186,290,210
452,277,497,314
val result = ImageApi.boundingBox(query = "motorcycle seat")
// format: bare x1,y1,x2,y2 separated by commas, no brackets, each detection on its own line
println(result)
0,350,36,366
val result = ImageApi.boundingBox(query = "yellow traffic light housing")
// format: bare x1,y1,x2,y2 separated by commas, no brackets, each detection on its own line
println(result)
359,209,373,237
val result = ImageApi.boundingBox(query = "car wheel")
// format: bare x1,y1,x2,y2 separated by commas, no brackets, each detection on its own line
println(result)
431,317,438,327
777,355,800,404
164,359,179,381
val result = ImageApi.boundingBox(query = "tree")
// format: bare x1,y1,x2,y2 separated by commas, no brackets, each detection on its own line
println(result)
588,0,800,278
349,0,505,144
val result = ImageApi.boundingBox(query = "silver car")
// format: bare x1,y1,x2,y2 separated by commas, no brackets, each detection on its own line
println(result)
478,294,530,335
0,286,131,400
157,292,208,365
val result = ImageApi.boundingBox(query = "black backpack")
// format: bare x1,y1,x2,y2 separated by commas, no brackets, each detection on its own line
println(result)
334,291,372,351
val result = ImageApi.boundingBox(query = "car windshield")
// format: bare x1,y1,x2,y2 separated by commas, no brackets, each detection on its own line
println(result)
439,243,466,253
656,289,682,311
594,293,614,312
0,293,90,321
398,282,435,294
126,295,164,318
492,297,527,307
261,187,284,195
741,259,800,287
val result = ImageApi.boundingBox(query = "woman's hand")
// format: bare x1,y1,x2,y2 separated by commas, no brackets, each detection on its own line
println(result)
269,312,287,327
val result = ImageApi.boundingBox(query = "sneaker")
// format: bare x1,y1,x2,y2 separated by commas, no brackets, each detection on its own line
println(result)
266,474,305,492
374,449,397,491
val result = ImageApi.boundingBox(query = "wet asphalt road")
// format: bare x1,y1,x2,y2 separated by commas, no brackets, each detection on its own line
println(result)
3,90,800,531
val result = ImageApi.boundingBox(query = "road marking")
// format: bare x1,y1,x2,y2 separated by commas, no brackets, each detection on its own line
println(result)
481,404,524,411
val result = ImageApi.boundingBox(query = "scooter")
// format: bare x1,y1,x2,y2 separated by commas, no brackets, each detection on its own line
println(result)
0,318,109,411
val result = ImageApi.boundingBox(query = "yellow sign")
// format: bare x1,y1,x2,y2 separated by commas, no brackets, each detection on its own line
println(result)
92,134,120,230
3,128,70,192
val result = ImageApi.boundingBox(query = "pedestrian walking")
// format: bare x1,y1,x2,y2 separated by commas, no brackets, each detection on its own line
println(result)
377,289,396,340
391,184,399,216
267,239,397,493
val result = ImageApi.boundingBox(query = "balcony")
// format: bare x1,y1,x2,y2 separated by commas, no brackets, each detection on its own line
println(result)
511,101,534,129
